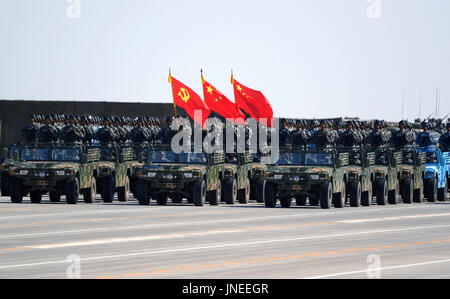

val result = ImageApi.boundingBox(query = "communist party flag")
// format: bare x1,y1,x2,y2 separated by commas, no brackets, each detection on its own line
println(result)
201,74,246,124
169,73,211,127
232,75,274,127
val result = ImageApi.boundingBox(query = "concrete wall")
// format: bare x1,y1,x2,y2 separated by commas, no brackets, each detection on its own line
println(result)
0,99,185,149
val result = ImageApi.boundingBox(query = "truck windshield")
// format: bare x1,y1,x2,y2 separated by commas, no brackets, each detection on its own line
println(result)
147,151,177,163
375,151,389,166
179,152,207,164
276,153,302,165
21,148,51,161
305,153,333,166
52,149,80,162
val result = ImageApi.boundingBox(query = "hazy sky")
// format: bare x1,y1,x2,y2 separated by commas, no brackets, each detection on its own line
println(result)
0,0,449,121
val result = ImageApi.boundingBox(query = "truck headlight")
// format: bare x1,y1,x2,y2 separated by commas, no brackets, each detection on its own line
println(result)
56,170,65,176
147,172,157,178
184,173,193,178
19,170,29,176
310,174,319,180
274,174,283,180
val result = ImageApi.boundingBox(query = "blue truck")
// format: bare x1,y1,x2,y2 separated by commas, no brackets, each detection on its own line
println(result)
417,147,449,202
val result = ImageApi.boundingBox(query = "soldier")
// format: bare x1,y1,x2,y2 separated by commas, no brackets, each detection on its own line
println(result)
60,115,85,143
310,120,336,148
94,117,118,144
416,121,440,147
81,116,95,143
291,120,310,147
364,120,390,148
22,114,40,143
157,117,177,145
338,121,363,147
438,123,450,149
391,120,415,149
37,115,60,143
279,118,291,146
130,117,151,143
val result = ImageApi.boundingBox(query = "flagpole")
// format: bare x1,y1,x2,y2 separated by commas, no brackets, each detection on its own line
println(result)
168,69,178,120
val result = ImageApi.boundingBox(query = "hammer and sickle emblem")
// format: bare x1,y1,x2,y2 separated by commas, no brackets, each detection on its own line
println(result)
178,88,190,103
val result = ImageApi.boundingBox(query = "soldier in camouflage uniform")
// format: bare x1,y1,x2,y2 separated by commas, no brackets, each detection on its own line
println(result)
22,114,40,143
60,115,85,143
438,123,450,149
157,117,177,145
391,120,416,149
365,120,390,148
338,121,364,147
95,117,118,143
37,115,59,143
291,120,310,147
130,117,151,143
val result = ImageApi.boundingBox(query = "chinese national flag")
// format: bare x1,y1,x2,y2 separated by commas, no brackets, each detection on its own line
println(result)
232,76,274,127
202,75,246,124
169,74,211,127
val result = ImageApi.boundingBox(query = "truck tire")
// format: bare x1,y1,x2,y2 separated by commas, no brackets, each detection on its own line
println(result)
255,179,266,203
401,178,413,204
388,180,400,205
171,193,183,204
156,193,168,206
413,184,423,203
1,173,10,196
238,177,250,204
49,191,61,202
264,182,276,208
320,181,333,209
376,180,388,205
30,190,42,204
425,178,438,202
117,176,130,202
361,183,372,207
437,179,448,202
224,178,237,205
295,195,307,206
136,180,150,206
193,180,206,207
208,180,222,206
101,176,115,203
83,177,97,203
349,181,361,207
280,197,292,208
66,178,79,205
10,178,23,203
333,184,346,208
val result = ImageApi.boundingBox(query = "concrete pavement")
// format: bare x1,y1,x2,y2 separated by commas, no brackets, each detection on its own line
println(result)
0,194,449,279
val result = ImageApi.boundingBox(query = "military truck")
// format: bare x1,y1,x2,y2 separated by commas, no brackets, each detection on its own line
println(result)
135,146,225,207
264,146,350,209
338,146,376,207
222,153,266,204
8,143,100,204
397,148,426,203
371,147,402,205
417,147,449,202
1,144,21,196
95,143,138,202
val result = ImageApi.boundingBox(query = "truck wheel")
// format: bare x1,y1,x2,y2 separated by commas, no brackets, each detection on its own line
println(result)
30,190,42,204
101,176,115,203
255,179,266,203
320,181,333,209
118,176,130,202
10,178,23,203
1,173,10,196
224,178,237,205
66,178,79,205
136,180,150,205
333,184,346,208
437,179,448,202
361,183,372,207
376,180,388,205
264,182,276,208
83,177,97,203
401,178,413,204
349,181,361,207
280,197,292,208
208,180,222,206
156,193,168,206
238,177,250,204
193,180,206,207
49,191,61,202
171,193,183,204
388,180,400,205
295,195,307,206
413,184,423,203
425,178,438,202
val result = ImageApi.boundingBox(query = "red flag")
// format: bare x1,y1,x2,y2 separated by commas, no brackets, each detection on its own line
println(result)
232,76,274,127
202,74,246,124
169,74,211,127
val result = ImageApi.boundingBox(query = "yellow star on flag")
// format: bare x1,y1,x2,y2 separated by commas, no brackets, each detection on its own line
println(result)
207,86,214,95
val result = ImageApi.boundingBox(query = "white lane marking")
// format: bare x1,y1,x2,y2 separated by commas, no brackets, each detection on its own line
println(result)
1,223,450,269
26,229,244,249
304,258,450,279
0,206,445,239
337,212,450,224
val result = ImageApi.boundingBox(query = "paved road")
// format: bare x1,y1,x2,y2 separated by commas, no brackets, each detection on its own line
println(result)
0,194,449,279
